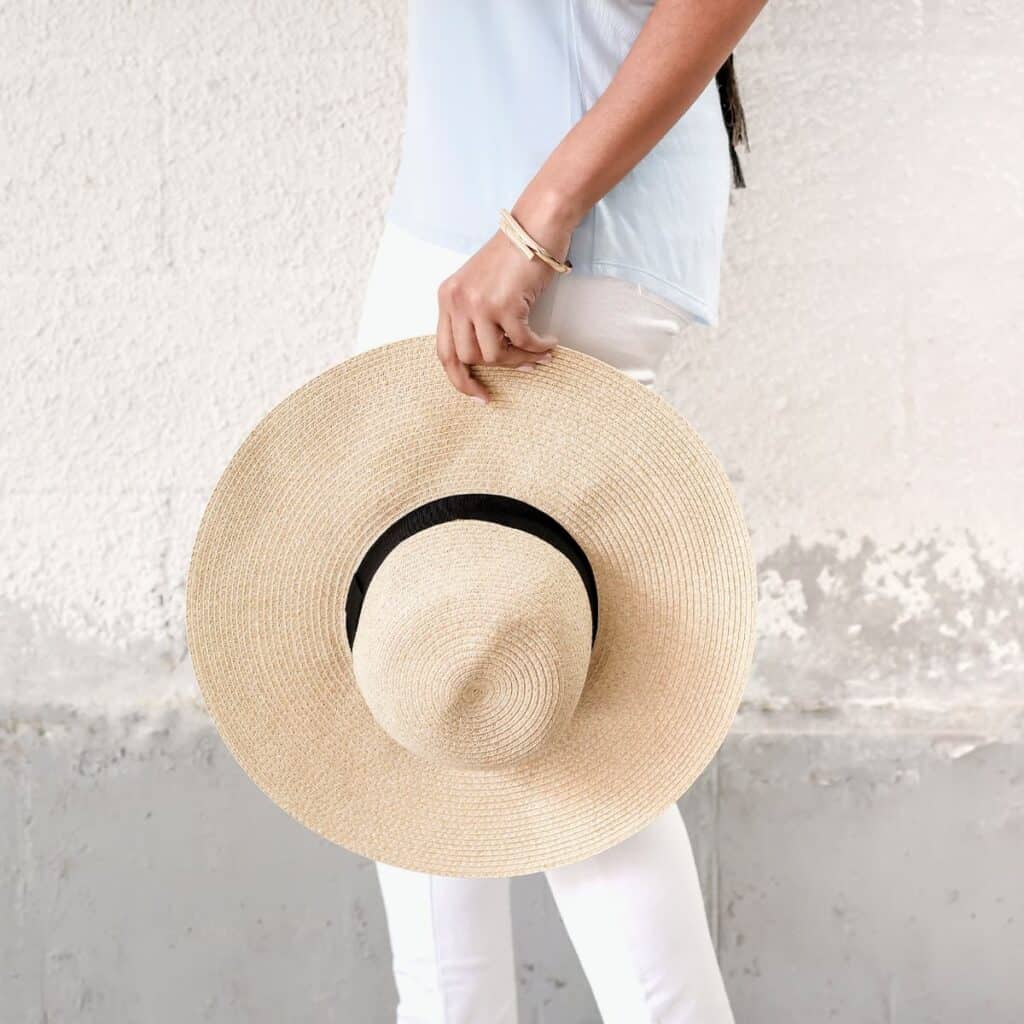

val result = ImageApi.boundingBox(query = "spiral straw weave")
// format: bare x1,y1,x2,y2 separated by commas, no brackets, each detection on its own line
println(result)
185,335,758,877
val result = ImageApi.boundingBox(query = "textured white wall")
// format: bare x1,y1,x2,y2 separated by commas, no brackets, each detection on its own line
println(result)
3,2,1022,1021
3,2,403,660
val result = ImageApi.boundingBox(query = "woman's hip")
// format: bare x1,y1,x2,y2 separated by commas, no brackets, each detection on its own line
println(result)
354,218,691,388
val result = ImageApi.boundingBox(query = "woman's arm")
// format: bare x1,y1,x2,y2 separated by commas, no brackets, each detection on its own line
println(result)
514,0,768,244
435,0,770,402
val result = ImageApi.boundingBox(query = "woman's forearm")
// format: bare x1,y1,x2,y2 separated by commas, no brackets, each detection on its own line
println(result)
512,0,769,245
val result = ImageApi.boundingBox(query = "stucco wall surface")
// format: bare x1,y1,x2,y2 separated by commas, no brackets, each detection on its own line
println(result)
2,1,1022,1022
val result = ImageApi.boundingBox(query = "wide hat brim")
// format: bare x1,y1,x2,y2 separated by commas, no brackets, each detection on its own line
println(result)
185,335,758,877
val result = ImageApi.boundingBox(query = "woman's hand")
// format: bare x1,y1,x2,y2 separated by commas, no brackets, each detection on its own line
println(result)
435,213,573,403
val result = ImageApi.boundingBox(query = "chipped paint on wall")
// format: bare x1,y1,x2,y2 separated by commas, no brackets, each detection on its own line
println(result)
745,529,1024,738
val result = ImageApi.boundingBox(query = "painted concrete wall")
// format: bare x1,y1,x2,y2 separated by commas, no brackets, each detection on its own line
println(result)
2,1,1021,1021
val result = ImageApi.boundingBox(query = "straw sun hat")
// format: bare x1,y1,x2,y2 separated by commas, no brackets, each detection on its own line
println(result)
185,334,757,877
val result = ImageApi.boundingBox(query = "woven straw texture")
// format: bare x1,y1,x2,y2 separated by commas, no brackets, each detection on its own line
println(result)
351,520,594,771
185,334,758,877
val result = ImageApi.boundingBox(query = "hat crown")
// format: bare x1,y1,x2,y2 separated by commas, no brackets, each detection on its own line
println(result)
351,520,593,769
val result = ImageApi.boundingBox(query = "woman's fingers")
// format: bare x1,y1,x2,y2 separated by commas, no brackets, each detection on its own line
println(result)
437,276,491,403
435,269,558,401
501,313,560,356
474,318,510,364
436,309,491,404
435,316,552,400
476,320,552,369
451,312,483,367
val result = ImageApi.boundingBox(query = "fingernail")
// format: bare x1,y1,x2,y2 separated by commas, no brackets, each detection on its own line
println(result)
539,353,554,364
472,395,488,405
515,363,536,372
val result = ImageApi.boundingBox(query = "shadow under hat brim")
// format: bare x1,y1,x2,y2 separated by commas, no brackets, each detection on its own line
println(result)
185,334,757,877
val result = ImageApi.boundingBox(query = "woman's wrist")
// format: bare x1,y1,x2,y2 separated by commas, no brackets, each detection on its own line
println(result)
509,186,585,261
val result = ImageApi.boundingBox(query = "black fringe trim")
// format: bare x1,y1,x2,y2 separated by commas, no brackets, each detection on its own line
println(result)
715,53,749,189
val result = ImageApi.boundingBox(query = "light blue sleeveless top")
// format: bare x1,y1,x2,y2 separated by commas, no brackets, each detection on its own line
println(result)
385,0,733,327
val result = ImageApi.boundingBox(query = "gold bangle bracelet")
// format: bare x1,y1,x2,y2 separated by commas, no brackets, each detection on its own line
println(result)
498,208,573,274
498,208,572,274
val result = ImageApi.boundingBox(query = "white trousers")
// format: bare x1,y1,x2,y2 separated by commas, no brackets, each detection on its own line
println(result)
353,219,735,1024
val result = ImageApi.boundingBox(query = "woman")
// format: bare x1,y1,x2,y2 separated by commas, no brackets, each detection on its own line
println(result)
353,1,768,1021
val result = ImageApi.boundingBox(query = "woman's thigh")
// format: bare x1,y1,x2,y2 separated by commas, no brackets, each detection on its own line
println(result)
375,861,517,1024
376,804,735,1024
353,219,465,358
544,801,735,1024
354,219,690,388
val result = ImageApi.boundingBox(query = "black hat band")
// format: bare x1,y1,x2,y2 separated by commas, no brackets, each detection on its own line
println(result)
345,492,599,649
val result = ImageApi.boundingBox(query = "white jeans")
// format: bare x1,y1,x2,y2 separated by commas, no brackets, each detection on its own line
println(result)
353,219,735,1024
